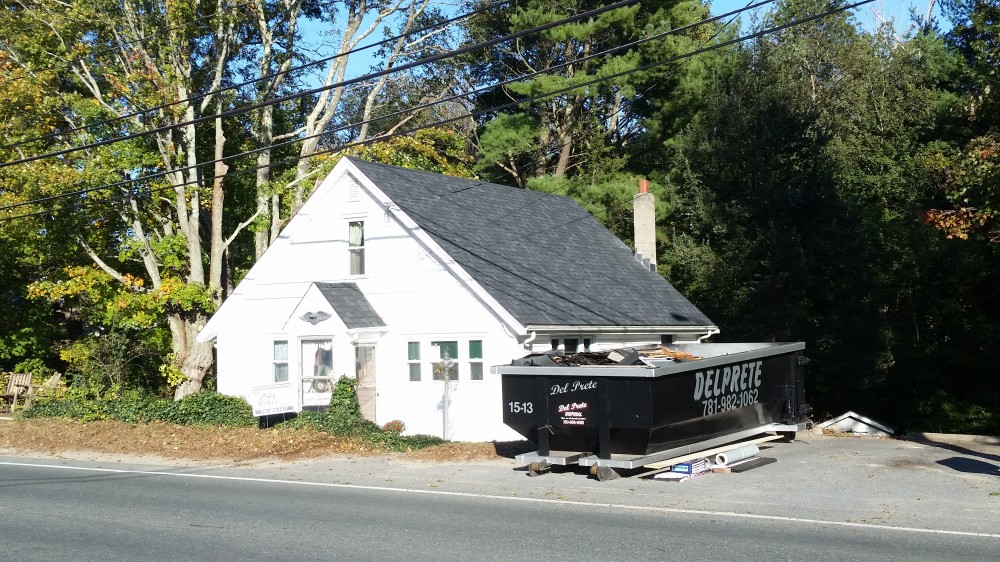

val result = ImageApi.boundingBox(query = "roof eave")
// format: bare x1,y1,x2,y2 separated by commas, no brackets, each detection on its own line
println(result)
524,324,720,334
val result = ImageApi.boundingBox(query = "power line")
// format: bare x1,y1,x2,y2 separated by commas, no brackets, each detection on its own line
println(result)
0,0,511,153
0,0,779,214
0,0,642,170
0,0,876,223
0,0,252,89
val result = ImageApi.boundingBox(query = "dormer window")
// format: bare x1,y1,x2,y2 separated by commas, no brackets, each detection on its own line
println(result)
349,221,365,275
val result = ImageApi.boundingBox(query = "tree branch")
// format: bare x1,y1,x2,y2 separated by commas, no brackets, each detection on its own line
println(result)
76,236,125,283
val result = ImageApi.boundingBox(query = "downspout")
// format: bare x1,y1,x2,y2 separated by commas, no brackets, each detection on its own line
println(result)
697,328,720,343
522,331,537,350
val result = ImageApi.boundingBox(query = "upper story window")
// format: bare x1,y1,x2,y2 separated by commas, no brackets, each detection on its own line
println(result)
348,221,365,275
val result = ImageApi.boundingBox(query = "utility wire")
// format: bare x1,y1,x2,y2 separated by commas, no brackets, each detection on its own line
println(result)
0,0,511,153
0,0,779,214
0,0,252,89
0,0,641,170
0,0,876,223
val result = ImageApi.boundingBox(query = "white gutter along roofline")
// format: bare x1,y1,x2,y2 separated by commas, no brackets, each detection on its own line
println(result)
525,324,720,334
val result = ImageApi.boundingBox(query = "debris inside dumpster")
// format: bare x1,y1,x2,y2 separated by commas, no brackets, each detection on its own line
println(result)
509,346,702,367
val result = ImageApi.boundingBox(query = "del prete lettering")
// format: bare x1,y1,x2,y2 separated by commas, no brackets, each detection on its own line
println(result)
550,380,597,395
693,360,764,416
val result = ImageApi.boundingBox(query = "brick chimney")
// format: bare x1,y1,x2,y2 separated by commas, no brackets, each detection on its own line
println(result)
633,179,656,272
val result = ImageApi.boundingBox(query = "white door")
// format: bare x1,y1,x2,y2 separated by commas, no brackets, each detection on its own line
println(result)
355,344,376,421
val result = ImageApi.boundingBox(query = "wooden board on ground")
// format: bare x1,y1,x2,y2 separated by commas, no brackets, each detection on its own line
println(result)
643,433,782,470
730,456,777,472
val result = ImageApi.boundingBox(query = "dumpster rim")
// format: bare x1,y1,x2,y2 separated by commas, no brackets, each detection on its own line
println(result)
493,342,805,378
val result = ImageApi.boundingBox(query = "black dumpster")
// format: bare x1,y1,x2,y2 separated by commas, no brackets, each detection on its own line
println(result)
498,343,809,462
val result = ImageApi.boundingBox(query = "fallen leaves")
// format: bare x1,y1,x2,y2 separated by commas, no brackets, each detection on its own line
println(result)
0,418,514,463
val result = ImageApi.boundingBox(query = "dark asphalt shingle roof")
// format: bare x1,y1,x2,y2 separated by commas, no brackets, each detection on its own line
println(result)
315,282,386,329
347,158,714,328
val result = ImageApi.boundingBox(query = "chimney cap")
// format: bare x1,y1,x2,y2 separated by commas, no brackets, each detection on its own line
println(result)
638,178,650,194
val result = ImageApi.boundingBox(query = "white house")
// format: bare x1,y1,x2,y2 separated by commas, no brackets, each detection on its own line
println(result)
197,157,718,441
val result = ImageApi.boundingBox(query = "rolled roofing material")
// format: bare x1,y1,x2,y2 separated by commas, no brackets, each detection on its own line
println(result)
716,444,760,466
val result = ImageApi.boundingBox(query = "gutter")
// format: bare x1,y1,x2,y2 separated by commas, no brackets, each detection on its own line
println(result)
524,325,720,335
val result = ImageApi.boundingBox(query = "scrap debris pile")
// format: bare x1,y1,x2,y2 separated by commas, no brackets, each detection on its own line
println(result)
652,443,774,482
511,346,702,367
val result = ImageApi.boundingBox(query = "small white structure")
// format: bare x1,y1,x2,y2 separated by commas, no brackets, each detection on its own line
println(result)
817,411,895,437
198,158,717,441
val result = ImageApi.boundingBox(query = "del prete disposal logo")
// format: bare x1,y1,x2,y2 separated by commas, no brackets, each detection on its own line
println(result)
558,401,589,426
693,360,764,416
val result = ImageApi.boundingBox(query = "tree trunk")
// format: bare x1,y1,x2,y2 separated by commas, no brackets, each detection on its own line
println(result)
209,103,228,291
170,314,216,400
254,107,274,259
251,0,300,256
292,1,417,204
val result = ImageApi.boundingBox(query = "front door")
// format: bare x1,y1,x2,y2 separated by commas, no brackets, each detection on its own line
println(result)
355,344,376,422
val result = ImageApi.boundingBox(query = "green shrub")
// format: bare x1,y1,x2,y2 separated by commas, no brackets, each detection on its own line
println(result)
913,390,999,435
22,391,254,428
23,376,442,451
21,397,103,421
13,358,54,378
395,433,446,449
280,376,445,451
173,392,255,427
330,376,362,418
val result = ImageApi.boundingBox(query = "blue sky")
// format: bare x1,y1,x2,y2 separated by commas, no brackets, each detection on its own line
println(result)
709,0,947,32
296,1,952,91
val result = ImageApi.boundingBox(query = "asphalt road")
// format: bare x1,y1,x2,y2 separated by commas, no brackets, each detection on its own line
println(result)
2,434,999,561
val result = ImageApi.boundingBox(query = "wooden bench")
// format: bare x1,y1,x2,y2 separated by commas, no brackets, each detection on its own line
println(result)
1,372,61,414
1,373,33,414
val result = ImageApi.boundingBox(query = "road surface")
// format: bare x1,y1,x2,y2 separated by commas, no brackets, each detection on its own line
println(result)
2,440,998,561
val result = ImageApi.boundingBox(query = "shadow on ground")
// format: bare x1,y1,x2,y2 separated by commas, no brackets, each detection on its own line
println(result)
492,440,536,459
937,456,1000,476
911,438,1000,464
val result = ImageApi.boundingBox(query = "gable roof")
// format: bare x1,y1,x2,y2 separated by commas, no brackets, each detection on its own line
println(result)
347,158,714,329
315,282,386,329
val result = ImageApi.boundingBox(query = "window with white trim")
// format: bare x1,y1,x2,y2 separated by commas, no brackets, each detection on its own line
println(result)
273,340,289,382
408,341,421,381
469,340,483,381
348,221,365,275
